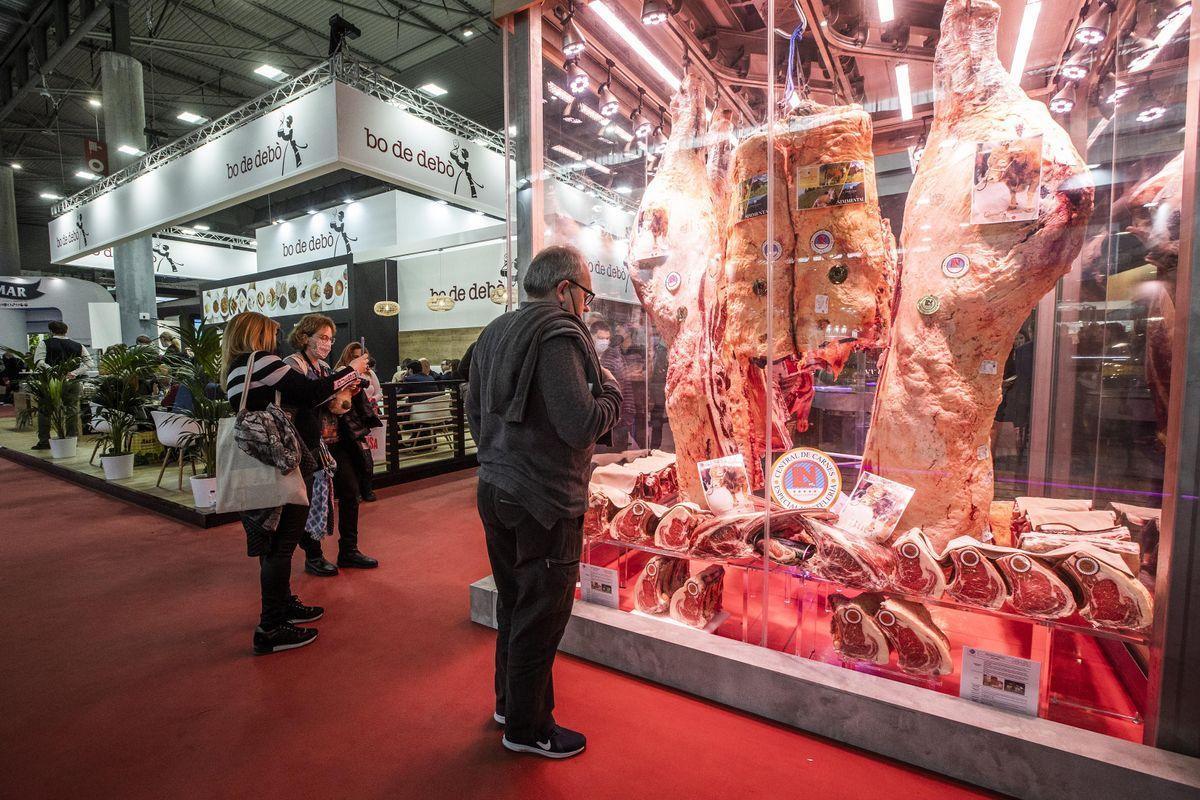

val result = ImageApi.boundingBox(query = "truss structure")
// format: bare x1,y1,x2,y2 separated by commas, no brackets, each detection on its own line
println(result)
159,227,257,250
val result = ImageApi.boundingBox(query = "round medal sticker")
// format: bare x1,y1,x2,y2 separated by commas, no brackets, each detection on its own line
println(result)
810,230,834,254
942,253,970,278
762,240,783,261
770,447,842,510
917,295,940,315
664,271,682,293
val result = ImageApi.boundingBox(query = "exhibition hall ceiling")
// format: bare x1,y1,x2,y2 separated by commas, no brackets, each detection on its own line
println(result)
3,0,501,227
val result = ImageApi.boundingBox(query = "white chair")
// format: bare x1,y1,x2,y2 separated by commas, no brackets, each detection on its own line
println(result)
408,392,454,451
151,410,202,490
87,402,112,465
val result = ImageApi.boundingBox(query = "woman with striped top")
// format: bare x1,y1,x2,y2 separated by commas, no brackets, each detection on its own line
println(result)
222,312,367,655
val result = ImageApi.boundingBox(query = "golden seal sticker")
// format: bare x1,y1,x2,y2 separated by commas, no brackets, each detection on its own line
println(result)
942,253,970,278
917,295,940,315
810,229,834,254
770,447,842,510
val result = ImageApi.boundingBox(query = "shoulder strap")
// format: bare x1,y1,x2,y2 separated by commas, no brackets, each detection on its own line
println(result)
240,351,257,413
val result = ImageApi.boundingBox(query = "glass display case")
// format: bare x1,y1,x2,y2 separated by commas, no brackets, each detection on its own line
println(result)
498,0,1199,759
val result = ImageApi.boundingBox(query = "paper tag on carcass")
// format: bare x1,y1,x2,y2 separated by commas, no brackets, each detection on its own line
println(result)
979,360,998,375
815,295,830,314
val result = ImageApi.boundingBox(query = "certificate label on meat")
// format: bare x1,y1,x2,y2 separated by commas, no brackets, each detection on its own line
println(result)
580,563,619,608
736,173,769,220
697,454,754,516
960,647,1040,717
838,471,916,542
770,447,842,509
971,135,1043,224
795,160,867,211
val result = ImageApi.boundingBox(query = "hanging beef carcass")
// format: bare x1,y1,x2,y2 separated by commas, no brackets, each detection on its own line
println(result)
862,0,1094,551
634,556,690,615
830,593,890,666
628,73,757,503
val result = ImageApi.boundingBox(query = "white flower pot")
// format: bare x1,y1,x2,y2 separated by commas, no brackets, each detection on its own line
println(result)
190,475,218,509
100,453,135,481
48,437,78,459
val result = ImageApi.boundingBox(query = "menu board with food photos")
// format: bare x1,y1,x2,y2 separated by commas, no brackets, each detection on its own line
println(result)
201,264,349,324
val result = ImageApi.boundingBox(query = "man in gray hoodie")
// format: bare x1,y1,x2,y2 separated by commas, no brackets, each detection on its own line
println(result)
467,245,622,759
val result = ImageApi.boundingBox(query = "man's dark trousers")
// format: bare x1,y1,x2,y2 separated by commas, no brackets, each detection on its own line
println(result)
477,479,582,743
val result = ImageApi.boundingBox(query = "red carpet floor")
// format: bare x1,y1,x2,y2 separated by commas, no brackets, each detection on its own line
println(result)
0,459,1002,799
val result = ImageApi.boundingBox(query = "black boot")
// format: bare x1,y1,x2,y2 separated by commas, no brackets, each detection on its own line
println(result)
304,557,339,577
337,549,379,569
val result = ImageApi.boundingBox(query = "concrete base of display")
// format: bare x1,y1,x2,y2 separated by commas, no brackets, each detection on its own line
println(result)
469,576,1200,800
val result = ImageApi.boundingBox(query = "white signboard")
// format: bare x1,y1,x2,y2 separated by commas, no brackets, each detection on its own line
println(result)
580,563,619,608
394,239,510,331
201,263,349,324
65,236,256,280
49,83,339,263
0,276,116,347
336,83,507,216
960,646,1041,717
255,189,496,271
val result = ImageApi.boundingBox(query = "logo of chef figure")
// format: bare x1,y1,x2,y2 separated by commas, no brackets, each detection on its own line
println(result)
277,114,308,175
153,243,184,273
330,209,357,256
450,139,483,199
75,212,89,246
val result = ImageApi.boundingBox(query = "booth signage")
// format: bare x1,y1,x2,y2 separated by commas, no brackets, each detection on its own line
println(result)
65,236,256,280
201,263,349,324
395,240,511,331
0,279,45,301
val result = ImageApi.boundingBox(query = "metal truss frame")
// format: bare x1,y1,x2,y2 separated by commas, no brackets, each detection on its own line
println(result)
159,227,257,250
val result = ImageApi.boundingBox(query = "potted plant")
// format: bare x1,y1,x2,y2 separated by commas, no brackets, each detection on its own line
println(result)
91,344,160,480
18,356,84,458
164,323,231,507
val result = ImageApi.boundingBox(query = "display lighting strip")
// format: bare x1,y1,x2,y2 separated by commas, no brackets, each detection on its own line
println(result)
546,81,634,141
1008,0,1043,81
54,54,507,216
1128,5,1192,72
895,63,913,120
160,227,257,249
588,1,682,91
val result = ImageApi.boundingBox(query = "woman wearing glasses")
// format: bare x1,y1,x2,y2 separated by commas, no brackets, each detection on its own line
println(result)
285,315,379,576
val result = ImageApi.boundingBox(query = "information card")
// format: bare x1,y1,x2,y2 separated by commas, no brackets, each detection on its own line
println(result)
960,647,1041,717
579,563,620,609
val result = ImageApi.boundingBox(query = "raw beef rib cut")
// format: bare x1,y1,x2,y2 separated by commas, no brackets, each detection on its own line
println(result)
634,556,690,615
830,593,890,666
654,503,707,551
944,539,1007,610
610,500,667,545
890,528,947,597
800,517,895,591
862,0,1094,550
584,491,619,542
874,598,953,677
1058,549,1154,631
628,73,756,503
669,564,726,628
995,553,1076,620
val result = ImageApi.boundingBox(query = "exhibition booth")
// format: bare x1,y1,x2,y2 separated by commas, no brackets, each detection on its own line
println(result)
465,0,1200,796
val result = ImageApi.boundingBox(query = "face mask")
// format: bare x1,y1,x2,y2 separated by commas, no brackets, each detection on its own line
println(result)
595,339,610,353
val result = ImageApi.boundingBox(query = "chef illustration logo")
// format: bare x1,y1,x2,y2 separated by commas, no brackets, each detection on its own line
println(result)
810,229,834,254
450,140,483,199
942,253,970,278
75,212,89,247
153,243,184,273
277,113,308,175
330,209,357,256
770,447,841,510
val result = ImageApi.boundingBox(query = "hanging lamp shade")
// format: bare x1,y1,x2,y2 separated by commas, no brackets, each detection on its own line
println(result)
373,300,399,316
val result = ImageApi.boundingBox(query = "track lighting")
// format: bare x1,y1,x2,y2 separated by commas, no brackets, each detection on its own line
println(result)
1049,82,1077,114
598,59,619,117
567,59,589,94
563,97,585,124
641,0,674,25
1136,91,1168,122
1075,1,1114,46
1060,50,1090,81
649,106,668,154
630,88,652,138
1158,0,1192,29
562,9,586,57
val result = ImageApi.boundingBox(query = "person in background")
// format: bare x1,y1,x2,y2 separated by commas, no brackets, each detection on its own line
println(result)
391,360,410,383
468,245,622,759
32,321,93,450
589,320,634,452
648,337,668,450
460,341,476,385
283,315,377,575
336,342,382,504
159,332,182,356
1,350,24,404
223,311,367,655
135,335,153,346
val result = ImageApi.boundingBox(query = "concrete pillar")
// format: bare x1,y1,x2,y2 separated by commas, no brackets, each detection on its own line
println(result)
0,166,19,273
101,51,157,343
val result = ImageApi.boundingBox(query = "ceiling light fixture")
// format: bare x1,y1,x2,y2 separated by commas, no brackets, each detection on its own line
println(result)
567,59,589,94
877,0,895,23
75,170,99,180
561,1,587,57
117,144,145,156
253,64,287,80
177,110,205,124
39,192,62,200
589,2,681,89
598,58,619,117
1137,102,1168,123
1075,0,1114,45
895,63,914,121
88,98,101,108
630,89,653,139
9,162,20,170
1049,81,1077,114
307,209,317,215
547,80,633,141
563,97,586,124
344,197,353,204
1009,0,1043,81
615,185,632,194
1130,3,1192,71
193,223,210,231
418,82,448,97
462,28,475,38
640,0,675,25
1060,49,1090,80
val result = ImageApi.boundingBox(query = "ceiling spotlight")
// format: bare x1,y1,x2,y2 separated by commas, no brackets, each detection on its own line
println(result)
39,192,62,200
598,59,619,117
563,97,585,124
649,105,668,153
193,223,210,231
462,27,475,38
75,169,99,180
562,6,586,57
1158,0,1192,29
117,144,145,156
9,162,20,170
88,98,101,108
1137,103,1168,123
1060,50,1090,81
307,209,317,215
641,0,675,25
1049,82,1077,114
418,82,448,97
1075,0,1113,46
177,110,205,124
630,88,652,138
567,59,589,94
254,64,287,81
1106,79,1130,105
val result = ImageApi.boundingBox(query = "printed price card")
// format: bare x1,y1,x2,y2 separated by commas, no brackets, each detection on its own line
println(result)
960,647,1041,717
580,563,619,609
